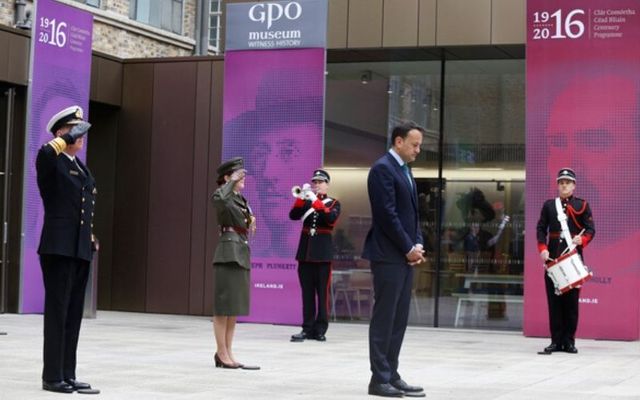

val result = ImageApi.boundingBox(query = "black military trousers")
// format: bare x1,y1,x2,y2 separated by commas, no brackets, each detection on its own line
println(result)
40,254,90,382
545,273,580,346
369,262,413,384
297,261,331,336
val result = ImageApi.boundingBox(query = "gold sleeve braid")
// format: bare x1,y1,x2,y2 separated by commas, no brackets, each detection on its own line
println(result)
47,137,67,155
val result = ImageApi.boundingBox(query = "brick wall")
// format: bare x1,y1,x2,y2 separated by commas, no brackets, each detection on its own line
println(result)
0,0,199,59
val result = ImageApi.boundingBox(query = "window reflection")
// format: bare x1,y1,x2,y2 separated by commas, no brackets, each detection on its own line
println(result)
324,59,525,330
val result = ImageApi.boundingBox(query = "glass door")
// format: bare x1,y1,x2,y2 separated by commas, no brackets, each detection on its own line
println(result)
437,179,525,329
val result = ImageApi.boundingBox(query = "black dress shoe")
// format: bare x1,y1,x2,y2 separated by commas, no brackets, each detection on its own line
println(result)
64,379,91,390
564,344,578,354
290,331,311,342
543,343,562,353
315,334,327,342
42,380,74,393
368,382,404,397
391,379,424,393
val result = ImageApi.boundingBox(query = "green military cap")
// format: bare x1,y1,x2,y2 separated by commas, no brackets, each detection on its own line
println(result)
217,157,244,180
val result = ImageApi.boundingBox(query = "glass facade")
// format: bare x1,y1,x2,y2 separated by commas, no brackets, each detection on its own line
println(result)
324,58,525,330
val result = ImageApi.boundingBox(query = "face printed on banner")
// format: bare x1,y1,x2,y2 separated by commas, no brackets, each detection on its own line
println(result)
546,74,639,235
251,123,320,254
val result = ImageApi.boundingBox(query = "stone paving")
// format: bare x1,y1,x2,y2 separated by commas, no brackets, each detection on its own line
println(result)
1,311,639,399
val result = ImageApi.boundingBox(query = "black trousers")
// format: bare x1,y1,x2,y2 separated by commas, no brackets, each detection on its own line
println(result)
297,262,331,336
40,254,90,382
545,273,580,346
369,262,413,384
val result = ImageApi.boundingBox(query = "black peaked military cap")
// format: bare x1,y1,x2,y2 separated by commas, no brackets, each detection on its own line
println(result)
311,169,330,182
47,105,84,134
217,157,244,180
557,168,576,182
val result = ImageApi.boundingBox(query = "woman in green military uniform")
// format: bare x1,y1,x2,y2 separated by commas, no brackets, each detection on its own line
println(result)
211,157,259,370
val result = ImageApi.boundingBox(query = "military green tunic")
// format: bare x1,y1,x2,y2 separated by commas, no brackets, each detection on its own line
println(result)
212,179,253,316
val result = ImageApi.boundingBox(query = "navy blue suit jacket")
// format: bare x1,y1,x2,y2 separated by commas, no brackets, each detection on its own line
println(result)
362,152,423,264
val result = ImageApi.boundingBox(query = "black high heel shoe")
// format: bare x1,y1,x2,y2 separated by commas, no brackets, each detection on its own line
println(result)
214,353,240,369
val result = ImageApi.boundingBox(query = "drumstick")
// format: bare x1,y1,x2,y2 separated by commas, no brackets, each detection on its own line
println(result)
559,229,587,257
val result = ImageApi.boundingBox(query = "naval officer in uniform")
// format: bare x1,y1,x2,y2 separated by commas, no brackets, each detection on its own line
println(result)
36,106,98,394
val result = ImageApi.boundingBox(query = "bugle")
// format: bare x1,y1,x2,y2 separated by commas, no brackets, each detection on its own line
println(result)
291,185,303,198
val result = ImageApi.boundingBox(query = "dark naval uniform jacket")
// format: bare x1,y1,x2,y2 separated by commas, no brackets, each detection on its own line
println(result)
36,139,96,262
289,194,341,262
212,180,253,270
536,195,595,259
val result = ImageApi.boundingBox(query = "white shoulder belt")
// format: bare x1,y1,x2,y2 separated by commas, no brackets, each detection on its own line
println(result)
555,197,576,252
302,197,333,222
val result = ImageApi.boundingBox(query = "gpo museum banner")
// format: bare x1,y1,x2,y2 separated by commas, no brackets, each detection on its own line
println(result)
222,0,327,324
525,0,640,339
19,0,93,313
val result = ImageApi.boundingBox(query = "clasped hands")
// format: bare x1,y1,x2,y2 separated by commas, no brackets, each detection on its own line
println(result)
406,244,426,266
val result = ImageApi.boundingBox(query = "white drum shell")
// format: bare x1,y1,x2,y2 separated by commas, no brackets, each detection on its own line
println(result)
545,249,593,295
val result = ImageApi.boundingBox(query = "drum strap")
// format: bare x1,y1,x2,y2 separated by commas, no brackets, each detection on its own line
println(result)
555,197,576,252
302,197,333,222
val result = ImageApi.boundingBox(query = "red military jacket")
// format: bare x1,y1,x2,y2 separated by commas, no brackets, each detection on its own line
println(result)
289,194,341,262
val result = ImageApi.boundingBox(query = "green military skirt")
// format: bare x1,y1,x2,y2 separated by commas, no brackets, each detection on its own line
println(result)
213,262,250,316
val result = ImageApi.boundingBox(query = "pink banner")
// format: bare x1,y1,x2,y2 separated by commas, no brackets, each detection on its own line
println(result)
221,1,327,325
525,0,640,339
20,0,93,313
222,49,325,325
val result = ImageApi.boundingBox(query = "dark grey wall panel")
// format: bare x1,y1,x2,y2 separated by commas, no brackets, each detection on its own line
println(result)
145,62,197,314
188,61,213,315
111,63,153,312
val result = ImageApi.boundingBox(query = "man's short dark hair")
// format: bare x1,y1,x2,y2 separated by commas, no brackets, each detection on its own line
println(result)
391,121,426,144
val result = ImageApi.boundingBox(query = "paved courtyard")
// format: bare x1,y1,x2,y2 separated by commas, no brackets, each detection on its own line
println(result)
1,311,639,399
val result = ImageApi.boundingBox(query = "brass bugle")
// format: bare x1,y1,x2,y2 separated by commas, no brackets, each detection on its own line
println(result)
291,185,302,198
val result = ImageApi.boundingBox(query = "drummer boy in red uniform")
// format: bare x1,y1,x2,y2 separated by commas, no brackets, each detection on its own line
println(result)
537,168,595,354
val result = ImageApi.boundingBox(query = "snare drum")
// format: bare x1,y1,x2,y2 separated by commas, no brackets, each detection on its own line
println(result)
545,249,593,295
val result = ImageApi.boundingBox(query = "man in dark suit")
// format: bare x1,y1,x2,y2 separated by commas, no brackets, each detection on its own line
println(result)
36,106,98,394
289,169,341,342
363,122,426,398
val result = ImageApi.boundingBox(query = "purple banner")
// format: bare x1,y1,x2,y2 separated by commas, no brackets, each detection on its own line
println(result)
525,0,640,339
19,0,93,313
223,49,325,325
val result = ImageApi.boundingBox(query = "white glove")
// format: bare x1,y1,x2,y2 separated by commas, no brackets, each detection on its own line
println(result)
303,189,317,202
230,169,246,181
498,215,510,230
301,183,311,191
540,250,550,263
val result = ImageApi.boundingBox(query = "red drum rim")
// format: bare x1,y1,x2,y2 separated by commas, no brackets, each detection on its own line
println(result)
545,248,579,268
